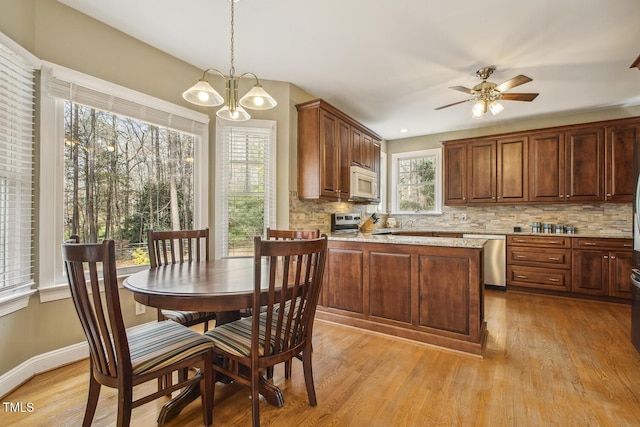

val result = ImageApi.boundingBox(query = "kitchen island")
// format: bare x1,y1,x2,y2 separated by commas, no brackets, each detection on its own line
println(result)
319,233,487,356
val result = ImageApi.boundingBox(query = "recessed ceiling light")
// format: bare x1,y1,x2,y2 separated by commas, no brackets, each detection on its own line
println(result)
400,128,408,133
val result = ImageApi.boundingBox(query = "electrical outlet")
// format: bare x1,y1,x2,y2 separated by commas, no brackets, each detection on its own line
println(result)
135,302,146,315
461,213,467,221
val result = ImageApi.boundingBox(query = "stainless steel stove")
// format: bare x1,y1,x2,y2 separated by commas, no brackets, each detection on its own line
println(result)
331,213,361,233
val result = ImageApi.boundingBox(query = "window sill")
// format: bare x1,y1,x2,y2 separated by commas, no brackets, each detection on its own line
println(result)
0,284,37,317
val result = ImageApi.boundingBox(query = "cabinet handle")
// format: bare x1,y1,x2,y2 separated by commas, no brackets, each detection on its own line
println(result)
516,275,528,279
548,241,562,244
624,244,632,247
566,195,570,198
607,193,612,197
583,242,597,246
515,255,527,259
604,255,609,259
548,257,560,261
548,278,560,282
513,239,526,243
611,256,616,259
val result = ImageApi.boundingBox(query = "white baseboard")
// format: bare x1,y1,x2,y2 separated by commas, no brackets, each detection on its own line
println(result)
0,341,89,399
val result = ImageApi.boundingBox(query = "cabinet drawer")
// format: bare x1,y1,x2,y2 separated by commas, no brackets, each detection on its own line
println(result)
507,265,570,291
507,247,571,269
572,238,632,251
507,235,571,248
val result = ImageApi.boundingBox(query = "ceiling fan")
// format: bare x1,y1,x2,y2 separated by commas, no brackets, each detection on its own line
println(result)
435,66,539,118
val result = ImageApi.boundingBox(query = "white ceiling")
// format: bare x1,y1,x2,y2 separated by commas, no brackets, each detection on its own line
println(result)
58,0,640,140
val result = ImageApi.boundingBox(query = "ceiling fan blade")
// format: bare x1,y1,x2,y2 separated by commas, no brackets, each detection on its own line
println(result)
500,93,539,102
494,75,533,93
449,86,474,94
434,99,473,110
631,54,640,70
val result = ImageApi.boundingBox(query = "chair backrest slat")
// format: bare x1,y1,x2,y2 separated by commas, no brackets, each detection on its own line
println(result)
62,239,130,379
147,228,210,268
252,235,327,364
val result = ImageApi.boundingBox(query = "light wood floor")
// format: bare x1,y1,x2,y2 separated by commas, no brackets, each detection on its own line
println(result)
3,290,640,426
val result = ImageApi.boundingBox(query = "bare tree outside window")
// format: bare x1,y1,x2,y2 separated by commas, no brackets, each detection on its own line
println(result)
63,102,195,267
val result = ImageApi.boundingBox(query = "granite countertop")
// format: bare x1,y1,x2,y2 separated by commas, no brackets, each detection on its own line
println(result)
370,227,632,240
328,233,487,248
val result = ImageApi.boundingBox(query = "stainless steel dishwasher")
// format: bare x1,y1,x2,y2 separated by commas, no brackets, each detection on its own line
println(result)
462,234,506,287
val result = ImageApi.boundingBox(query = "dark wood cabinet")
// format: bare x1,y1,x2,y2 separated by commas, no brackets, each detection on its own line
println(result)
528,131,565,202
443,116,639,206
572,238,633,299
507,235,571,291
297,99,382,201
443,143,467,205
564,126,604,202
605,123,638,202
319,239,486,355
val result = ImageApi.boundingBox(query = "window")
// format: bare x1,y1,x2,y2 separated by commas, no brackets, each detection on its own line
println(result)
391,148,442,214
0,36,38,314
39,62,209,301
215,119,276,258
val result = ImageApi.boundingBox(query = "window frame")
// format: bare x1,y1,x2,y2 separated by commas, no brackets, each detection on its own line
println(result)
214,118,277,259
390,148,443,215
38,62,210,303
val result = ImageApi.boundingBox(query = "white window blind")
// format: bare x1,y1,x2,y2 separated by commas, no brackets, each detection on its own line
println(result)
217,121,276,258
47,77,207,136
0,42,35,290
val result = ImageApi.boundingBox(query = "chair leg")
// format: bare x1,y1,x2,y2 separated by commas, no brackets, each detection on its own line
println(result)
302,348,317,406
82,370,101,427
284,359,292,379
201,354,214,426
116,384,134,427
251,370,261,427
266,366,273,379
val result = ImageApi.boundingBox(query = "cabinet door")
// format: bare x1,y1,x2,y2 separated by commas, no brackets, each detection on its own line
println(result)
350,126,363,167
529,131,565,202
362,133,374,170
564,126,604,202
325,247,364,313
497,136,528,203
610,250,633,299
605,124,637,202
338,119,351,198
444,143,468,205
467,140,496,203
319,110,340,198
572,250,608,296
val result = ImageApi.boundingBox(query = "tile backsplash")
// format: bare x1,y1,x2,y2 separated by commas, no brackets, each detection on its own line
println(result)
289,191,632,236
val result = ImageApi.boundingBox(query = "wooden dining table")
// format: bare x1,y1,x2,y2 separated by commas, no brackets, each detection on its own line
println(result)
123,257,285,424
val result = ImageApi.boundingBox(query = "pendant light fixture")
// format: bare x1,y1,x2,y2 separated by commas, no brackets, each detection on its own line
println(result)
182,0,276,121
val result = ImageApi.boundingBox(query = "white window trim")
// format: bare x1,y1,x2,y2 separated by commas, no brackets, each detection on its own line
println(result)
390,148,443,215
38,62,210,303
214,118,277,259
0,32,40,316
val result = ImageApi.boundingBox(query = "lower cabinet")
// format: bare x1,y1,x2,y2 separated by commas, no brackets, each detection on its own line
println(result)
320,239,486,355
572,238,633,298
507,235,572,291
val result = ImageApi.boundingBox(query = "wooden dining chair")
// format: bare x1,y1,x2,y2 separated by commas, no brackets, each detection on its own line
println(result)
147,228,217,331
205,235,328,427
61,238,214,427
265,228,320,379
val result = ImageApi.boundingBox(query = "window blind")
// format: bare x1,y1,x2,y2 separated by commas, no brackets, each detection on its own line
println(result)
48,77,207,136
0,42,35,290
219,124,275,257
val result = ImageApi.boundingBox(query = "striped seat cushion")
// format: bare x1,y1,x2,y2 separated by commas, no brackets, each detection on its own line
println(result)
127,321,214,375
161,309,216,324
205,313,285,358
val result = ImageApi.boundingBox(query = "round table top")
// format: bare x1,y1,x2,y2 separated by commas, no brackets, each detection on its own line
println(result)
123,257,264,312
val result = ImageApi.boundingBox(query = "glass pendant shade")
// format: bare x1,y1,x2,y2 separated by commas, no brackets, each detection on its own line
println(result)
216,104,251,121
489,100,504,115
182,80,224,107
471,100,485,119
239,84,277,110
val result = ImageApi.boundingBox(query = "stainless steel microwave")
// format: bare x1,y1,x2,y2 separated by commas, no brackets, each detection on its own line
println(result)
350,165,378,201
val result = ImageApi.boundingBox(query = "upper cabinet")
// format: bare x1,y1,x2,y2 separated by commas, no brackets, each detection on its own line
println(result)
296,99,382,201
444,117,639,206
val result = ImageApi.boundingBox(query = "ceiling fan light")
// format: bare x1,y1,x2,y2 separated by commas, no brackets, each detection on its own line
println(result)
182,80,224,107
239,84,278,110
216,104,251,121
471,100,485,119
489,100,504,115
